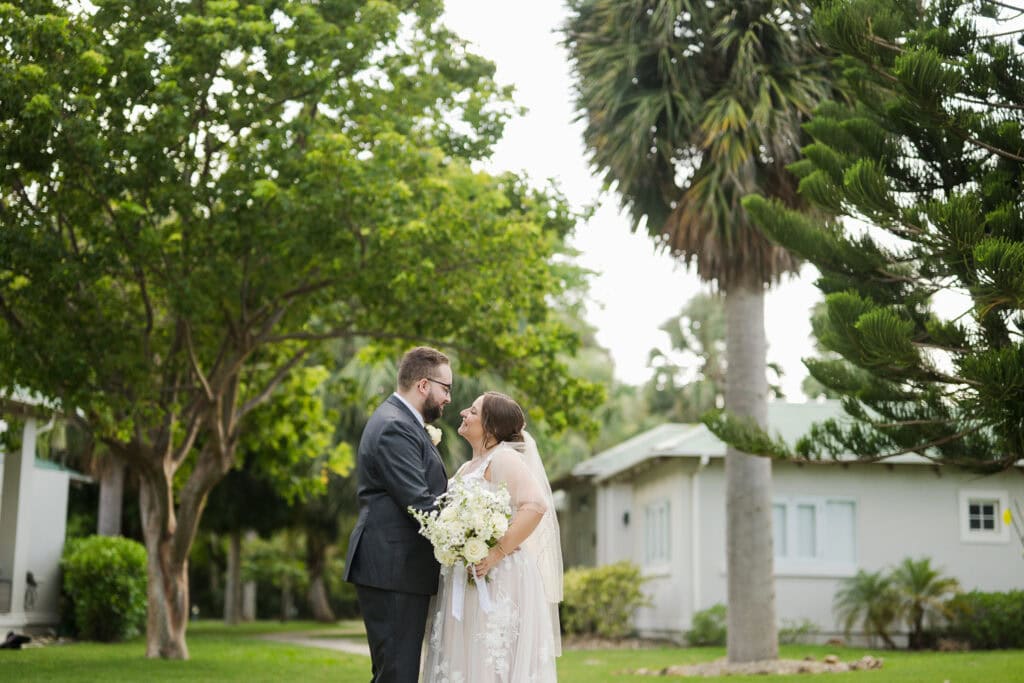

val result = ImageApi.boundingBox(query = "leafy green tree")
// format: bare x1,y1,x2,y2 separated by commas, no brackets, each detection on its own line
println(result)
833,569,900,648
563,0,832,661
0,1,601,658
729,0,1024,472
891,557,960,649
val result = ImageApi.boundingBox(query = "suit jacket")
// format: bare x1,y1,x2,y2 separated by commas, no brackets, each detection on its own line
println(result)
343,394,448,595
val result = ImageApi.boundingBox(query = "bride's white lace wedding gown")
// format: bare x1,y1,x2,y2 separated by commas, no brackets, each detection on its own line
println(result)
421,441,561,683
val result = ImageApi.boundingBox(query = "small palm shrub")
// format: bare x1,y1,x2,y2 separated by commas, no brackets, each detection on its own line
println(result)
62,535,148,641
891,557,960,649
561,562,650,638
834,556,961,649
833,569,900,648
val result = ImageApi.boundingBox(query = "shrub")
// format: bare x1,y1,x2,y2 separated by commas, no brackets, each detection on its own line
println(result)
62,535,148,641
778,617,817,644
561,561,650,638
945,590,1024,649
687,603,727,646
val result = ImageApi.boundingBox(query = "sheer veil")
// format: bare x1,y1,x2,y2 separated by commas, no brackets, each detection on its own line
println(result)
509,430,563,655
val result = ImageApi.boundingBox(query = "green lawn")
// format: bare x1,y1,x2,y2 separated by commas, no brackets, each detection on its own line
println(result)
1,621,1022,682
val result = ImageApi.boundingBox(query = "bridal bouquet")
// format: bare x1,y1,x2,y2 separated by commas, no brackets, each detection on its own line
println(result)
409,478,512,568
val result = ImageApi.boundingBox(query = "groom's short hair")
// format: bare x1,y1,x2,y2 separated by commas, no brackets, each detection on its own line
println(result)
397,346,450,390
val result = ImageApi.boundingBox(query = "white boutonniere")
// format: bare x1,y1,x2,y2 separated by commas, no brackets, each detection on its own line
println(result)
425,424,442,446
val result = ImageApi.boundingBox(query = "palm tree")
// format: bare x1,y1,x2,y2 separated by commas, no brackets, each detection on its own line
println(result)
891,557,960,649
563,0,832,662
833,569,900,649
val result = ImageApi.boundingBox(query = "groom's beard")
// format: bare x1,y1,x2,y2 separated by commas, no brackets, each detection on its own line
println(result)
422,396,444,423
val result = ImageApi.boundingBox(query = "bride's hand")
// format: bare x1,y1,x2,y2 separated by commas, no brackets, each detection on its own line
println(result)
471,545,508,579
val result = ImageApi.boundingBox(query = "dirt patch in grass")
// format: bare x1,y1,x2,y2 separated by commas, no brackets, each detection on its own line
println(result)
624,654,884,677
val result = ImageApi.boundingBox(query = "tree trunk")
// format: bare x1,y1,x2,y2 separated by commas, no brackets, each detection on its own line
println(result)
140,477,190,659
224,530,243,625
306,532,335,622
724,285,778,663
242,579,257,621
280,573,293,622
242,531,258,621
136,439,234,659
97,458,126,536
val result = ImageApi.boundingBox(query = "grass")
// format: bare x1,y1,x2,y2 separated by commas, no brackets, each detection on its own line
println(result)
558,644,1024,682
1,621,1022,682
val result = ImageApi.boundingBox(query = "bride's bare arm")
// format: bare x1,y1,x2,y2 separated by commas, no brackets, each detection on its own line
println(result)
472,448,548,578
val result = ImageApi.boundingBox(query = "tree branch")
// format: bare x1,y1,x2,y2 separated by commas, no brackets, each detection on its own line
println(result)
184,321,215,401
236,345,311,425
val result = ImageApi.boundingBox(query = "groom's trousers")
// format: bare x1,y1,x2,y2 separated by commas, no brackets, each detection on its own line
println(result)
356,584,431,683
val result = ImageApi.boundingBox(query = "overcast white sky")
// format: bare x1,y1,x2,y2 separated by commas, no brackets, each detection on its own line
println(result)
443,1,822,398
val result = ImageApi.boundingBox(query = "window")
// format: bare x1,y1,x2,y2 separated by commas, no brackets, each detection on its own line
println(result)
959,490,1009,543
644,500,670,567
773,497,856,575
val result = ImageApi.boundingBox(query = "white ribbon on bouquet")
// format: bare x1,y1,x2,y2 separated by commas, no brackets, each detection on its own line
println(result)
451,561,494,621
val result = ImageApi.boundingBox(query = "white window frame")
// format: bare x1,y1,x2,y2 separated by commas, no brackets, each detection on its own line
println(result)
643,499,671,572
773,496,857,577
959,489,1010,544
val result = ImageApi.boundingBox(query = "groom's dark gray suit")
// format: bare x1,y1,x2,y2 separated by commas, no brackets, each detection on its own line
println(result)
344,394,448,682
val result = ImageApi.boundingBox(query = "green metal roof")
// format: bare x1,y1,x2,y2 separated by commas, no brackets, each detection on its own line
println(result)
574,400,849,482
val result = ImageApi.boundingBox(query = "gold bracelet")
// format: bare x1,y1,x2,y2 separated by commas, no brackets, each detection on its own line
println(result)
496,542,509,557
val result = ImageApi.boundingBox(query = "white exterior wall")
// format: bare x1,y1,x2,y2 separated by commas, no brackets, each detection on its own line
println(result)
0,461,70,625
26,467,69,622
613,458,1024,640
595,482,633,565
632,461,692,636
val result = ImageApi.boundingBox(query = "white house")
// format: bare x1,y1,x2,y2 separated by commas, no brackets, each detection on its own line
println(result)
556,400,1024,642
0,396,86,632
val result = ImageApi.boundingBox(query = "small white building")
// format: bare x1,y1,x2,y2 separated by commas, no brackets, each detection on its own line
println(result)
0,397,85,632
557,400,1024,642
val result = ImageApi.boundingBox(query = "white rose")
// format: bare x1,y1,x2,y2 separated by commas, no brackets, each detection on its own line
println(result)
435,547,457,566
462,537,490,563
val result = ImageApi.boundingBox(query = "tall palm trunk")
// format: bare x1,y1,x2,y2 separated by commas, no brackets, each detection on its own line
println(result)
724,285,778,662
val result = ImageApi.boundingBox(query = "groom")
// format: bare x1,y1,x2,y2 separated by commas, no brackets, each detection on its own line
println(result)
344,346,452,682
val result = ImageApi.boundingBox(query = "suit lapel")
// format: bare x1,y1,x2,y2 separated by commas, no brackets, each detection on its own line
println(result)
387,395,447,477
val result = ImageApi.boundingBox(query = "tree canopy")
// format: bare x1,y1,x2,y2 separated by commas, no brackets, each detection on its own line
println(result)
713,0,1024,472
0,0,602,657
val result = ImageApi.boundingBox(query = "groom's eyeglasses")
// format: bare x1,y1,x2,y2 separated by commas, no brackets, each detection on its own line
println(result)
425,377,452,397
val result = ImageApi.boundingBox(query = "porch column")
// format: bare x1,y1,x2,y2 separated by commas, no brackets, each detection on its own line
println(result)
0,418,37,616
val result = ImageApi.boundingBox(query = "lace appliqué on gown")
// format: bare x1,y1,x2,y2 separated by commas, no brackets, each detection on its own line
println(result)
421,450,558,683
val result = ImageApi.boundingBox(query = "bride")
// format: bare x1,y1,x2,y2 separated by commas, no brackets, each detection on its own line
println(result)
421,391,562,682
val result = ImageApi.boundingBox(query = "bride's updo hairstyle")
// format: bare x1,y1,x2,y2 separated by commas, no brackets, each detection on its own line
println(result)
481,391,526,447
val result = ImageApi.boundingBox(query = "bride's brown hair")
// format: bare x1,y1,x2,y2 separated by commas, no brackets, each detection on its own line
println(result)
480,391,526,449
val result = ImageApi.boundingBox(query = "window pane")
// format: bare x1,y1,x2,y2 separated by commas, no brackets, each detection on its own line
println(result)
824,501,856,563
796,504,816,557
644,502,670,564
969,500,998,532
773,504,787,558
